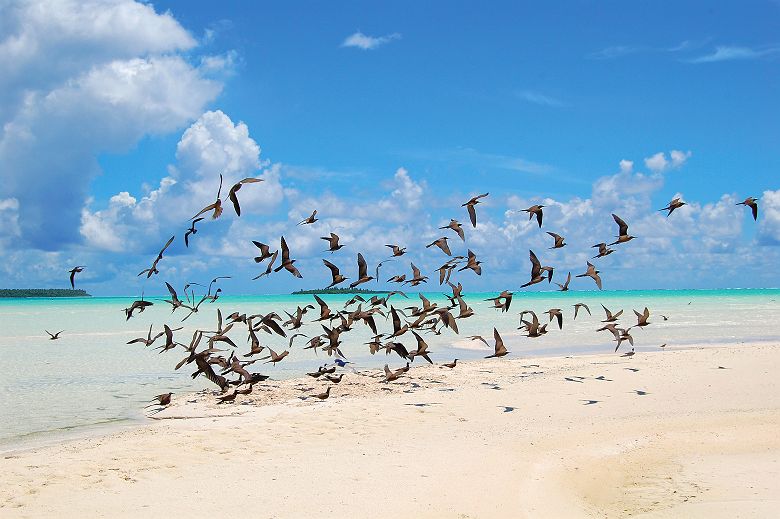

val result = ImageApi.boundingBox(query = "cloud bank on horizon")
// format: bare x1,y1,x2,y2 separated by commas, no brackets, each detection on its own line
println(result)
0,0,778,295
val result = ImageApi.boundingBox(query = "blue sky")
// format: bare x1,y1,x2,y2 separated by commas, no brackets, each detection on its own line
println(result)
1,0,779,295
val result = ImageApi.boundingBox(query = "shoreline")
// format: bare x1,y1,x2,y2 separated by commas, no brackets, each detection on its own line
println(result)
1,342,778,517
2,338,775,454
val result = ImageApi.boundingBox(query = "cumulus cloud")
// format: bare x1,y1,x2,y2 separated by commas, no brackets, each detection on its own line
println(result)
644,150,691,173
79,111,284,252
341,31,401,50
0,0,225,249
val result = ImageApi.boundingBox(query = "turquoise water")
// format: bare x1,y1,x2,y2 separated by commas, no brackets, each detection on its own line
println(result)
1,289,779,447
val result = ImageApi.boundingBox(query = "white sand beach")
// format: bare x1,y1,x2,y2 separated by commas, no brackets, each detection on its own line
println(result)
2,343,778,518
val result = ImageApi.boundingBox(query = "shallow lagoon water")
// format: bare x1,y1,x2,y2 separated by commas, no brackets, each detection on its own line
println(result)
1,288,779,447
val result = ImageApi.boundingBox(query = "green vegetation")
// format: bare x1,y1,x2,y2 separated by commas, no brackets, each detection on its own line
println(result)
291,287,390,295
0,288,91,298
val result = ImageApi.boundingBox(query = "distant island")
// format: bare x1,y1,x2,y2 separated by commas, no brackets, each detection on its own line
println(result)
0,288,91,298
292,287,391,295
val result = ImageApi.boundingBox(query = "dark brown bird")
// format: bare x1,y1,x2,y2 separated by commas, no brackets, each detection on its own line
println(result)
573,303,591,320
462,193,489,227
163,282,186,313
634,307,651,327
440,219,465,241
385,244,407,257
321,232,345,252
736,197,758,221
325,374,344,384
547,231,565,249
253,250,278,279
609,214,635,245
349,253,374,288
138,235,175,278
485,291,513,312
146,393,172,407
184,217,204,247
523,205,544,228
298,210,318,225
382,364,402,382
592,242,615,258
659,197,686,217
485,328,508,358
426,237,452,256
274,236,302,278
322,259,348,288
555,271,571,292
124,297,153,320
252,241,274,263
441,359,458,368
458,249,482,275
575,262,602,289
68,265,85,289
546,308,563,329
127,323,164,347
408,331,433,364
406,262,429,286
521,250,548,287
262,347,290,365
192,173,224,219
313,386,332,400
45,330,64,340
228,177,263,216
601,304,623,322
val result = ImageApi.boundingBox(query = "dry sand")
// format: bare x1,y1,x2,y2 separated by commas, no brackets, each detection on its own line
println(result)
2,343,779,518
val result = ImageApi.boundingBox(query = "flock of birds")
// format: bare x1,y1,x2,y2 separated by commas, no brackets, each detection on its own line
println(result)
63,177,760,408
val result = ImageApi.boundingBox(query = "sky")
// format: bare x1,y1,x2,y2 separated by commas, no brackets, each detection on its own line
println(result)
0,0,779,296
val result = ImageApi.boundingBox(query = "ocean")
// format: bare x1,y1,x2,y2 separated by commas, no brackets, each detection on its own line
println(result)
1,288,778,448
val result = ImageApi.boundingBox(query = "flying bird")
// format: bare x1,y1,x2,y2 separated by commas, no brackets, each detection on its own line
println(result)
462,193,489,227
523,205,544,228
592,242,614,259
349,253,374,288
274,236,302,278
321,232,344,252
573,303,591,320
322,259,348,288
736,197,758,221
184,217,204,247
138,235,175,278
659,197,686,216
192,173,224,219
609,214,635,245
547,231,566,249
227,177,263,216
485,328,508,358
426,237,452,256
575,262,602,289
299,210,318,225
440,219,465,241
45,330,64,340
68,266,86,289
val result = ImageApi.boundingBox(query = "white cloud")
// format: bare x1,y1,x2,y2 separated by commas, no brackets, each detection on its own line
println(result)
341,31,401,50
688,45,780,63
644,150,691,173
759,189,780,245
79,111,285,251
0,0,225,249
